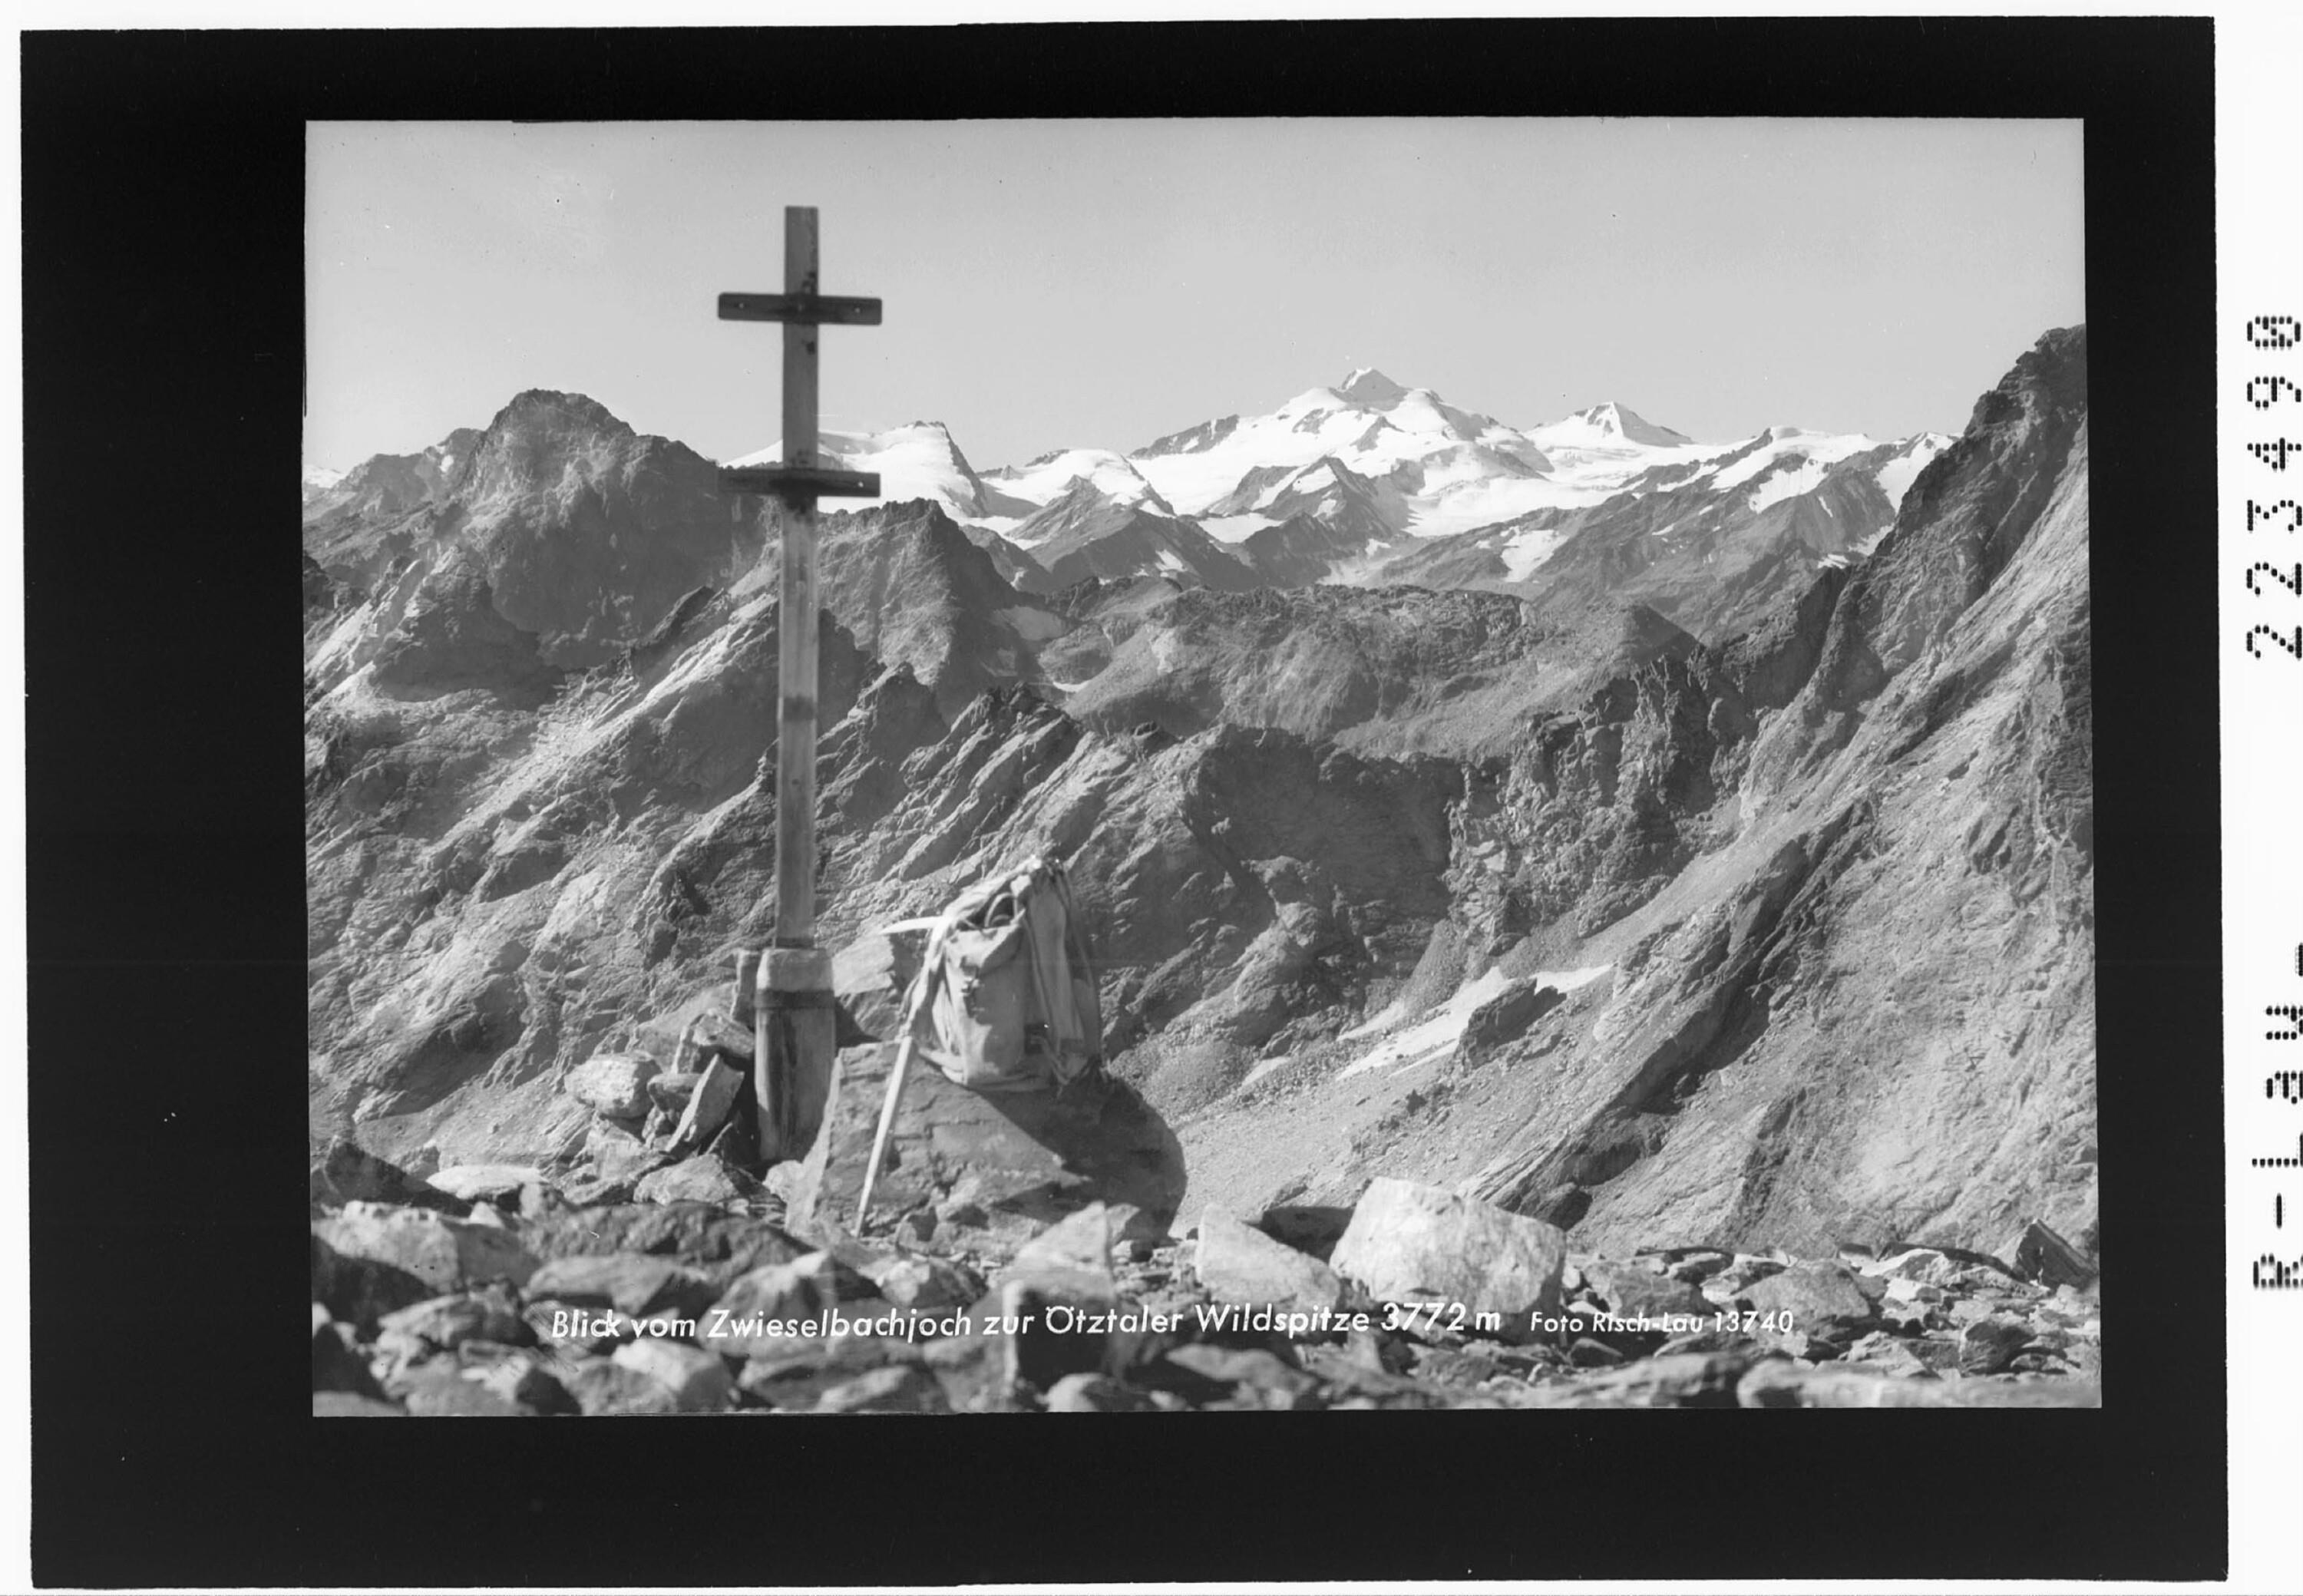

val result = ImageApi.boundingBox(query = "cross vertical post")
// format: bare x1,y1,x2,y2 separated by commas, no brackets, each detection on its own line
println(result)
719,206,882,1166
775,207,822,955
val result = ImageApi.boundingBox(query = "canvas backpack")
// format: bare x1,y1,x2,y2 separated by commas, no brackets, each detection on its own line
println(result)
899,854,1104,1092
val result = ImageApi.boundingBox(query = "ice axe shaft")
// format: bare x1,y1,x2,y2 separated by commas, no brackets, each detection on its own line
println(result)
856,953,939,1228
854,1027,917,1228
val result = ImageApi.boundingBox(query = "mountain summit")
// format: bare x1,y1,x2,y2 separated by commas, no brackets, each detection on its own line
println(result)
727,419,997,524
1334,366,1412,408
1531,400,1694,450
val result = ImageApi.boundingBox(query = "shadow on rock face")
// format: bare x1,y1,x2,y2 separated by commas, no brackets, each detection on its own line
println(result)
780,1043,1188,1253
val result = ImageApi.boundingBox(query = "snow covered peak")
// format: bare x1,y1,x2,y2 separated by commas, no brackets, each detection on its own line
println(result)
301,463,348,510
1529,401,1695,451
1584,401,1691,447
980,447,1172,520
728,420,993,520
1276,385,1347,418
1336,367,1410,408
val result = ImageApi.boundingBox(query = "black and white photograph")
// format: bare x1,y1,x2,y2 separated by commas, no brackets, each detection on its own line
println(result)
301,114,2102,1418
23,11,2256,1588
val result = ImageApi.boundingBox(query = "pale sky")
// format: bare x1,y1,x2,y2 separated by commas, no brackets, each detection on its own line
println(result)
305,118,2083,472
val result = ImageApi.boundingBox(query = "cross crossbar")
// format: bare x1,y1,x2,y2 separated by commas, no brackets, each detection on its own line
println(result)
718,292,883,325
719,464,881,500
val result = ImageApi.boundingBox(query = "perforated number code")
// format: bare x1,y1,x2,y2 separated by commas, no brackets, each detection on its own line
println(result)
2247,317,2303,659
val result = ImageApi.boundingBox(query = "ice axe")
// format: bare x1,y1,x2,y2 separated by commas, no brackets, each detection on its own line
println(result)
854,924,946,1229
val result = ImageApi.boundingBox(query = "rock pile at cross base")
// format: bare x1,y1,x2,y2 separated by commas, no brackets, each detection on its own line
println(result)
314,1145,2100,1413
308,329,2098,1399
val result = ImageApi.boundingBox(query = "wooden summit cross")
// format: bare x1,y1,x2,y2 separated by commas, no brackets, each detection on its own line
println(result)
719,206,881,1163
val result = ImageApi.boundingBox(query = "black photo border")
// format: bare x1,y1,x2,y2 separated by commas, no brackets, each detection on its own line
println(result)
22,17,2219,1587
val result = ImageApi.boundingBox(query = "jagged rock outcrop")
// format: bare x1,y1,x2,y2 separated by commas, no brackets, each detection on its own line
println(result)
807,498,1059,721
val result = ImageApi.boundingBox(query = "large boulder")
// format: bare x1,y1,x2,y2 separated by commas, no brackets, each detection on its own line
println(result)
516,1201,808,1284
980,1204,1128,1395
782,1044,1186,1250
2009,1218,2097,1289
311,1312,385,1398
993,1204,1123,1300
1571,1350,1753,1409
1736,1261,1878,1337
831,928,927,1043
564,1052,661,1119
1254,1204,1354,1261
679,1010,756,1069
648,1071,706,1115
1194,1207,1344,1316
1958,1314,2034,1376
635,1152,748,1207
309,1136,434,1210
701,1253,848,1359
850,1249,980,1311
669,1057,744,1153
814,1365,950,1413
425,1164,546,1206
375,1284,531,1350
311,1231,434,1330
525,1253,717,1320
586,1119,669,1185
738,1336,933,1411
398,1356,572,1417
312,1201,540,1299
611,1339,735,1412
1579,1258,1715,1323
563,1357,685,1416
1155,1343,1319,1410
1327,1178,1568,1334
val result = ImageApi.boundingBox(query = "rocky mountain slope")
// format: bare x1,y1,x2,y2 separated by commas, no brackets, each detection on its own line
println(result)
308,329,2093,1388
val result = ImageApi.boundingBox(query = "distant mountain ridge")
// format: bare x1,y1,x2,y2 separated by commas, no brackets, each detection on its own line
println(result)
309,370,1956,649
